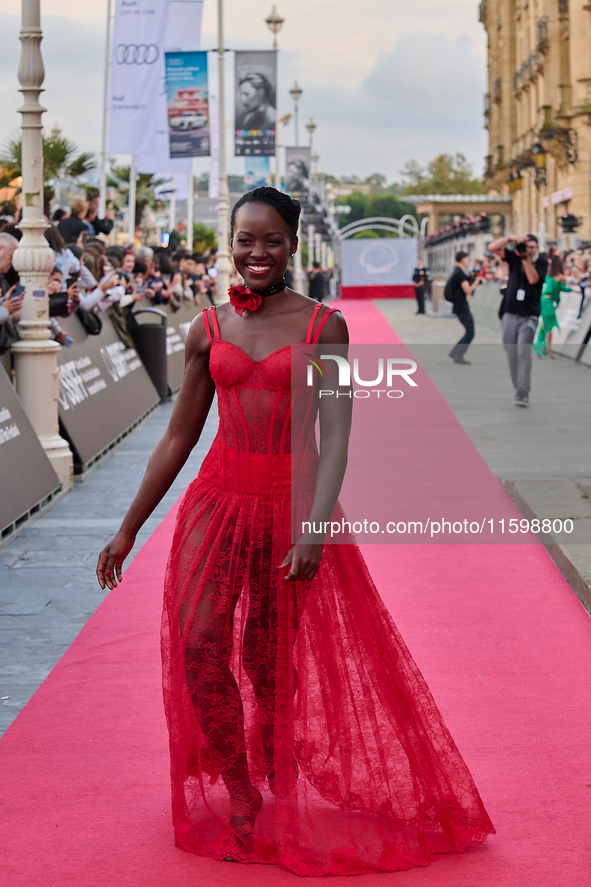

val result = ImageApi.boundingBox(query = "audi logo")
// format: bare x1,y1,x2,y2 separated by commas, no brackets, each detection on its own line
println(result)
115,43,160,65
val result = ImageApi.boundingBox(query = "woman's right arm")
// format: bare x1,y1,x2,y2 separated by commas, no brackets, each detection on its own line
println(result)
96,315,215,589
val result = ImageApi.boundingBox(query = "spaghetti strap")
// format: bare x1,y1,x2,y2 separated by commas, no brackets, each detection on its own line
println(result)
202,308,214,344
202,306,221,343
305,304,323,344
209,306,221,341
311,305,338,344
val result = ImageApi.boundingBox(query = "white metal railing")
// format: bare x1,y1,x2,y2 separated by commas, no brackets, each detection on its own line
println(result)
337,216,423,240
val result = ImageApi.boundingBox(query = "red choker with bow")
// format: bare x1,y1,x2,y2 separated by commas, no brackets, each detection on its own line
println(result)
228,277,287,316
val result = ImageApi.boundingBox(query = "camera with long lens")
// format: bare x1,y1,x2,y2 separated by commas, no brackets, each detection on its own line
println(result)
514,241,528,256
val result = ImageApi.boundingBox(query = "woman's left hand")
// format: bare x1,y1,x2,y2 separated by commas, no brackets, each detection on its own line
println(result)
279,543,323,582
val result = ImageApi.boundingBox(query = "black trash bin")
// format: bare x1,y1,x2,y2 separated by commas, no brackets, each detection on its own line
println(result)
128,308,170,402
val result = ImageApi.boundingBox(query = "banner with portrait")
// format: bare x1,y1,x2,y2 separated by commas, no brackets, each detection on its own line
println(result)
165,50,210,157
108,0,170,155
244,156,271,190
234,51,277,157
285,146,311,197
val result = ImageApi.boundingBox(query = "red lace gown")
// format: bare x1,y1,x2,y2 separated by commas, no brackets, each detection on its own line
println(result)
161,302,495,875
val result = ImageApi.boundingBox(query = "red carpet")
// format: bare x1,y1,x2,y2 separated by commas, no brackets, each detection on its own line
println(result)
2,301,591,885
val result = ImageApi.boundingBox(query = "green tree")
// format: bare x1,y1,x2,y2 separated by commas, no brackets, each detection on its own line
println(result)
400,153,484,195
363,172,387,193
0,125,96,215
338,191,419,233
192,223,217,253
107,166,171,228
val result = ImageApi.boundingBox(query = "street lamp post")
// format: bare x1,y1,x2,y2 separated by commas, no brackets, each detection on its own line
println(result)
265,6,284,189
98,0,113,219
289,80,303,146
11,0,73,489
216,0,231,301
265,4,284,50
311,151,319,180
308,223,315,269
306,117,316,151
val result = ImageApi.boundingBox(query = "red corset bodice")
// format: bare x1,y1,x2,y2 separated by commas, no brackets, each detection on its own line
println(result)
198,303,337,495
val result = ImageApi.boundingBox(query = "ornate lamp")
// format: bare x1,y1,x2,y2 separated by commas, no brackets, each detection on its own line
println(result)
265,5,284,48
532,143,547,188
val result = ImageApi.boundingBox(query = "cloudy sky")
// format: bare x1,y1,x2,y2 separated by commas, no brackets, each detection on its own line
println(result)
0,0,487,183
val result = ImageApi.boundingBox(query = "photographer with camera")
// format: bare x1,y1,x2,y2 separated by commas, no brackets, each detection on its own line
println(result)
446,251,482,364
489,233,547,407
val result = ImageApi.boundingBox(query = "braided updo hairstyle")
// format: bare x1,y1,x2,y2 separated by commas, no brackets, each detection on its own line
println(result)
231,187,301,238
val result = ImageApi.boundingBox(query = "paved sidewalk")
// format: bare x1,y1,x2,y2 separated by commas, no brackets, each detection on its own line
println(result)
377,298,591,608
0,401,217,736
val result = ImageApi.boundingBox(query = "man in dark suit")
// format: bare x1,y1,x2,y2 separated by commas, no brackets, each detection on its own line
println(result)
308,261,327,302
412,258,429,314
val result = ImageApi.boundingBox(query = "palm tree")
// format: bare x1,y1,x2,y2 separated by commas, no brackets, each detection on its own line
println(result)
107,166,171,229
0,125,96,216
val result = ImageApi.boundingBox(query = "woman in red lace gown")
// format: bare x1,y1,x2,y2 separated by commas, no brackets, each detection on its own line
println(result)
97,188,495,875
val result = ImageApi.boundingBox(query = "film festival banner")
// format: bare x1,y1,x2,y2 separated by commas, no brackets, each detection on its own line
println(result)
57,314,159,468
285,146,311,197
0,366,60,535
137,0,204,174
165,50,210,158
340,238,418,299
108,0,170,155
245,156,271,190
234,51,277,157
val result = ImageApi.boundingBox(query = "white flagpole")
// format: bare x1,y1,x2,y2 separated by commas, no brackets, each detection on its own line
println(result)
187,172,194,253
98,0,113,219
274,108,281,190
127,154,137,244
170,173,176,235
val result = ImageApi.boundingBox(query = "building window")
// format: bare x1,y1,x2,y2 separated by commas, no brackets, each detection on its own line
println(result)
558,0,569,15
493,77,502,102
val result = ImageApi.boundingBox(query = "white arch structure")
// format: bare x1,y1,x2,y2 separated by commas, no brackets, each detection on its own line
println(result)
336,215,428,240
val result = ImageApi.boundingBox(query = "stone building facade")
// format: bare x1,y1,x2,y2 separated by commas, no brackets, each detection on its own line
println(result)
480,0,590,245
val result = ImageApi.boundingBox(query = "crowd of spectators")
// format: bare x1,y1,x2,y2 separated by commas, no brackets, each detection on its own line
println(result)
469,244,591,305
0,193,224,356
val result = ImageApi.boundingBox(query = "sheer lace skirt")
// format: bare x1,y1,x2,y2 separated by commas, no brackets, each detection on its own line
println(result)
161,466,494,875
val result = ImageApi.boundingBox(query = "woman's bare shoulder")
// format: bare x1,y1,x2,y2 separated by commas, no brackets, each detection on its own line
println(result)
318,308,348,345
185,310,212,356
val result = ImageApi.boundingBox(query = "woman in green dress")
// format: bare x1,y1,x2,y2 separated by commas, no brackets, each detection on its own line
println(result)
533,255,571,358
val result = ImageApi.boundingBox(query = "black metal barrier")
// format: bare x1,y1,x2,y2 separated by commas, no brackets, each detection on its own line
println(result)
57,313,160,470
0,365,61,536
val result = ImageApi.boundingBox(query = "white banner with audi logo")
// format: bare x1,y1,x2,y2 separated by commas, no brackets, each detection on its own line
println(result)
108,0,171,154
136,0,204,171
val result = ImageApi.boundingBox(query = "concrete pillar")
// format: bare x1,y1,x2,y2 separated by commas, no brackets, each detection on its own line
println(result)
11,0,73,490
